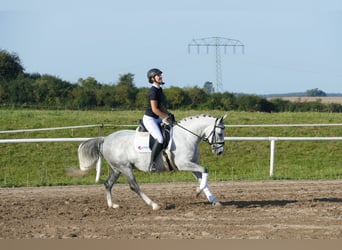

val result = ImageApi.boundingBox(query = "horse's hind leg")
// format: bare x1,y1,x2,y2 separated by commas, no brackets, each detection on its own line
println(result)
104,168,121,208
123,167,160,210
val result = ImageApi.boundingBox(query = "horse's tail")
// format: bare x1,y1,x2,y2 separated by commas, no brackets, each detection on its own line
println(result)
77,137,104,182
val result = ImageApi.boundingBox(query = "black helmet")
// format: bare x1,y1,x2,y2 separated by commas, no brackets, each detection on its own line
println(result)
147,68,162,83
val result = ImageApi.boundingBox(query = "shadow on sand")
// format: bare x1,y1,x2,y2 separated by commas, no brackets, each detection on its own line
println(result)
192,196,342,208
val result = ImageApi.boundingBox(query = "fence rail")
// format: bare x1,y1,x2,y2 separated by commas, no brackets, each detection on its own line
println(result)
1,123,342,177
2,136,342,177
224,136,342,176
0,138,92,143
1,123,342,134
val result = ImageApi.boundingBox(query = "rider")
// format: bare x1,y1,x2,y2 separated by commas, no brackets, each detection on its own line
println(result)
143,68,175,172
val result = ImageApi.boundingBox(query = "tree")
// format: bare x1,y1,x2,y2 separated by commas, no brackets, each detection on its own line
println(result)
0,49,24,82
77,77,100,90
95,84,115,107
236,94,274,112
184,87,207,108
270,98,291,112
0,84,5,103
72,86,97,108
112,73,138,108
220,92,236,110
135,87,148,110
306,88,327,97
205,92,222,109
164,86,190,109
6,77,34,104
33,75,73,105
77,77,103,106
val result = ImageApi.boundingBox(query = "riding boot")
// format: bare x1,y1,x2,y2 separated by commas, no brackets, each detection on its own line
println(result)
149,141,164,172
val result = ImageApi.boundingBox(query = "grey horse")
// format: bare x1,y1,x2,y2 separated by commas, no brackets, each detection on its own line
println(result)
76,114,226,210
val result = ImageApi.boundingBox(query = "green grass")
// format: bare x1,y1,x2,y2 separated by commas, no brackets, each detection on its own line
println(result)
1,109,342,187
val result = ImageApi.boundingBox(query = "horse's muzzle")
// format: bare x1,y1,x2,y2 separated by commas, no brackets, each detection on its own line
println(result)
212,148,224,155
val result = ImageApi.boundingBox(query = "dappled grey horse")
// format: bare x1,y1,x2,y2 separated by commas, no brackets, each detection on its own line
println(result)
76,114,226,210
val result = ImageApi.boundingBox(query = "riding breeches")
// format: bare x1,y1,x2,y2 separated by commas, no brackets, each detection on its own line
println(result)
142,115,163,144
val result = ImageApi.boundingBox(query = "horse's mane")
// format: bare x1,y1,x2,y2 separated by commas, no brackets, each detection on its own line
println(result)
178,114,216,124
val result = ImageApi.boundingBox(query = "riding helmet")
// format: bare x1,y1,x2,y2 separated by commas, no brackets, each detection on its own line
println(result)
147,68,162,83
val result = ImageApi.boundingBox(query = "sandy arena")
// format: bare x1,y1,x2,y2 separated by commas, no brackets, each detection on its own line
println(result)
0,180,341,239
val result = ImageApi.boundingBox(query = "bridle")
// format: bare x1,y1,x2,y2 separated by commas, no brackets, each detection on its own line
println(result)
175,118,225,150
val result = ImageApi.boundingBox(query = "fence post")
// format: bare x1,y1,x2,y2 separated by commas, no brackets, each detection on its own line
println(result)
270,139,276,177
98,123,104,136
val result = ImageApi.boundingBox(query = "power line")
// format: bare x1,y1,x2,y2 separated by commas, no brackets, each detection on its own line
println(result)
188,36,244,92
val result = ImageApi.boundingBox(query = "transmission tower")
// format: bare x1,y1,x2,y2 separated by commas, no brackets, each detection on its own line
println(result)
188,36,244,92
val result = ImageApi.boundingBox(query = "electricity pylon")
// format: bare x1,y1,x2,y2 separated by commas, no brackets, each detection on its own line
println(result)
188,36,244,92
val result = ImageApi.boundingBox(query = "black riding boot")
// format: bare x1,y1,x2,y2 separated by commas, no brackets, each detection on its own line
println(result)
149,141,163,172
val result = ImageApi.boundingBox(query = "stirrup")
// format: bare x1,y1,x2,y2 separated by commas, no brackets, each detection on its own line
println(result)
149,162,157,172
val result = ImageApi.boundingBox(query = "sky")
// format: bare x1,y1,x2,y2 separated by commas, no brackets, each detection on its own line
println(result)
1,0,342,94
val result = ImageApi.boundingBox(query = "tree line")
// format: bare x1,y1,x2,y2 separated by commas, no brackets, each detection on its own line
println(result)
1,49,342,112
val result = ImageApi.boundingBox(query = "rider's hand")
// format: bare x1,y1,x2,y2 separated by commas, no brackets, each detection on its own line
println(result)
166,113,176,125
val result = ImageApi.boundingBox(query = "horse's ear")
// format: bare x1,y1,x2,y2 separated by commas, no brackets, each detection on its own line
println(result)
220,114,227,121
219,114,227,123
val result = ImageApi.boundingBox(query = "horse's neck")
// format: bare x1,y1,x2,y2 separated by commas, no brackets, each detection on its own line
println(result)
178,116,214,137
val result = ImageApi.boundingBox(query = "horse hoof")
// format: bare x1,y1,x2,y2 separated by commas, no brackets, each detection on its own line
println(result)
196,187,203,197
152,203,160,210
108,203,120,209
212,201,222,207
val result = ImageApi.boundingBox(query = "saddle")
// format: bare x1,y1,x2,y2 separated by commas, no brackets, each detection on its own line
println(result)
137,119,171,149
135,120,177,171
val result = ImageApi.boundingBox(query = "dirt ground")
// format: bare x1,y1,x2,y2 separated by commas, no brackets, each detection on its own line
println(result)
0,180,341,239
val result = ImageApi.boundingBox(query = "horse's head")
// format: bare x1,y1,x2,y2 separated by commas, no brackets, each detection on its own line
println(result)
206,115,227,155
176,114,227,155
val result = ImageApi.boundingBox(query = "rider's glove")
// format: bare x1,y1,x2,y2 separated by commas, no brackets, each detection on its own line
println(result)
167,113,176,124
163,113,176,126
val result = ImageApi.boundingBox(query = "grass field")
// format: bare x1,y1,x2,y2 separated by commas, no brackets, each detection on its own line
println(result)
1,109,342,187
268,96,342,104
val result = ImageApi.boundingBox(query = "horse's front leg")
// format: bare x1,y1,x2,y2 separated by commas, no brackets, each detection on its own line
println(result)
192,171,222,206
104,168,121,209
178,161,209,194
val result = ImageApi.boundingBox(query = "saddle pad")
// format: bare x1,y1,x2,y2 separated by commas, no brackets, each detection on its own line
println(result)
134,127,173,153
134,129,151,152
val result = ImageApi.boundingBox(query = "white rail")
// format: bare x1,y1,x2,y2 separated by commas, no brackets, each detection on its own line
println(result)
1,136,342,177
0,138,92,143
225,123,342,128
225,136,342,176
1,123,342,134
0,124,134,134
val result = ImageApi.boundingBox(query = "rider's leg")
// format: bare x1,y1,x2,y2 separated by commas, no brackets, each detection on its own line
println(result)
142,115,164,172
149,140,163,172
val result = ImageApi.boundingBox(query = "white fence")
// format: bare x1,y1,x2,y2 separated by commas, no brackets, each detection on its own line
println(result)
224,136,342,176
1,123,342,177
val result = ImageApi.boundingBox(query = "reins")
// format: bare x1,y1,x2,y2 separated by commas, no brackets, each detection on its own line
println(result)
174,118,225,148
175,122,206,141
